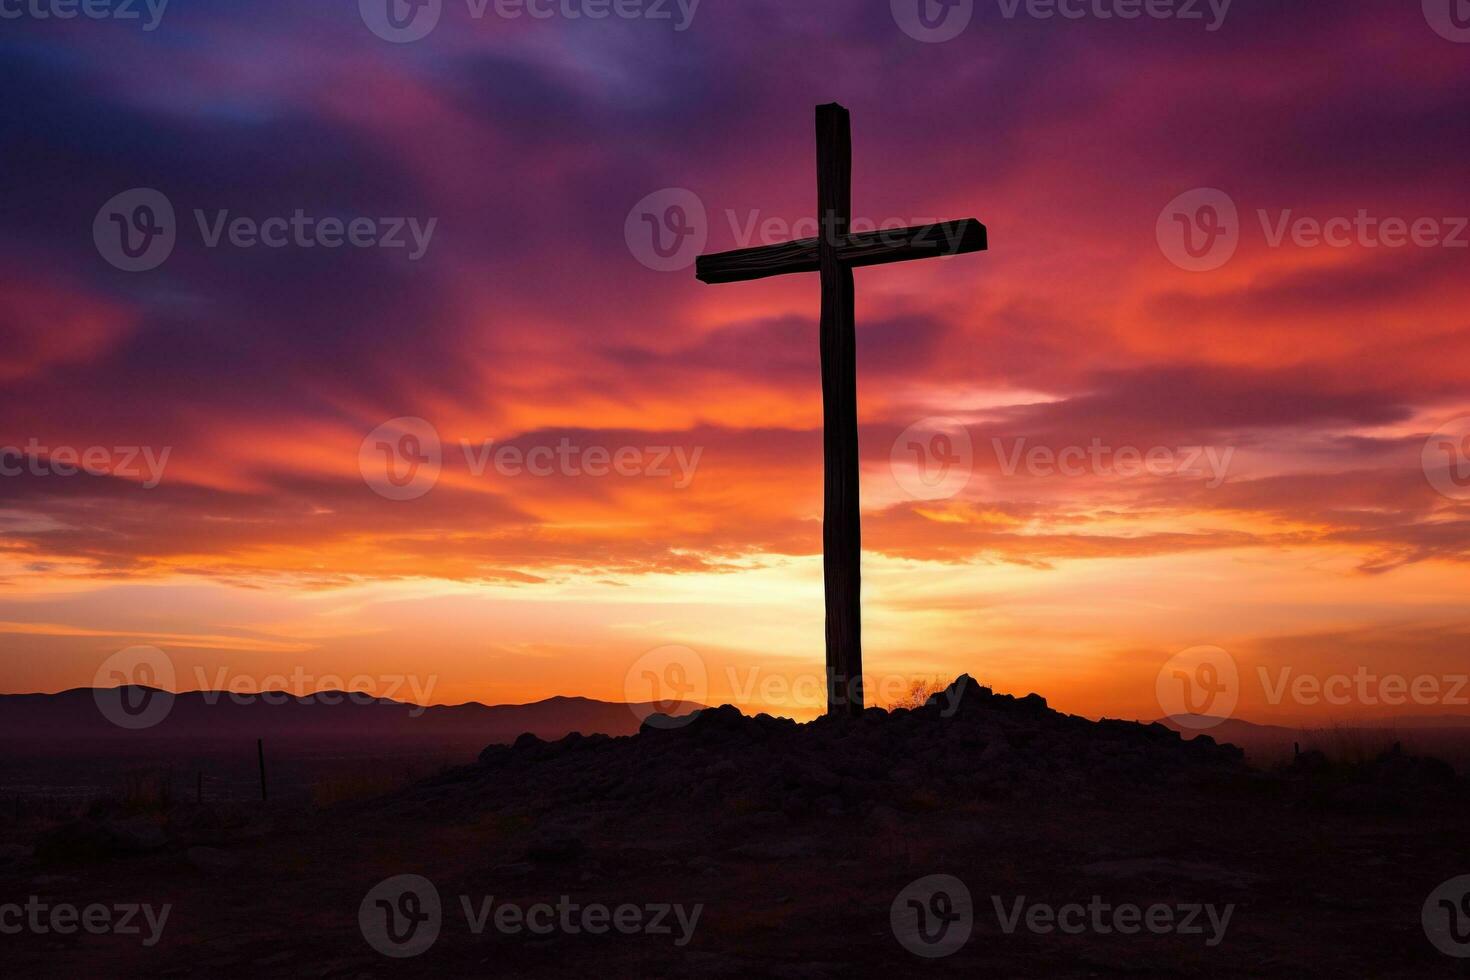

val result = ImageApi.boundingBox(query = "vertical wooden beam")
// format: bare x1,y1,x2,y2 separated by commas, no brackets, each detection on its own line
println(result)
257,737,268,803
816,102,863,717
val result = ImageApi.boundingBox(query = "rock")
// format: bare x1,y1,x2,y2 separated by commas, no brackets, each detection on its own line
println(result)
1078,858,1264,889
526,837,585,864
37,817,166,862
730,839,812,861
187,846,241,875
104,817,168,852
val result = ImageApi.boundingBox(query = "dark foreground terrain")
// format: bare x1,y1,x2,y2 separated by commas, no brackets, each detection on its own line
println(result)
3,677,1468,977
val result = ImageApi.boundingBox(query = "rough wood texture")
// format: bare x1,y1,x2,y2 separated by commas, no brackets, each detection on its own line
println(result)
695,218,986,284
816,102,864,718
693,104,987,718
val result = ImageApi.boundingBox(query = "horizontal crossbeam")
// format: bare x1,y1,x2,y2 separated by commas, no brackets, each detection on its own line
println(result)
695,218,986,285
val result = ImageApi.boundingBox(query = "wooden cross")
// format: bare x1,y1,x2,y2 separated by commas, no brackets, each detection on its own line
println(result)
695,102,987,718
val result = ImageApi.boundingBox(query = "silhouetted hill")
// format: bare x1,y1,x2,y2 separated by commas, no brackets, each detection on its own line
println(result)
0,687,701,742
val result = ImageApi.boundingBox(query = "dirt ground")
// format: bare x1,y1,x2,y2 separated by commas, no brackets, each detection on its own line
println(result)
4,765,1468,978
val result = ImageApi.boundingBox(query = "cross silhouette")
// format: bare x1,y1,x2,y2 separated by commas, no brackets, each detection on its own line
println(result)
696,102,987,717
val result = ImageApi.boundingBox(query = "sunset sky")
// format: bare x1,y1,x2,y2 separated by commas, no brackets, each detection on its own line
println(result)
2,0,1468,725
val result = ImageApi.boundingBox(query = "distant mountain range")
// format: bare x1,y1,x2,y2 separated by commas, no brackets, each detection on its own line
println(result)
0,687,704,742
1157,713,1470,764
